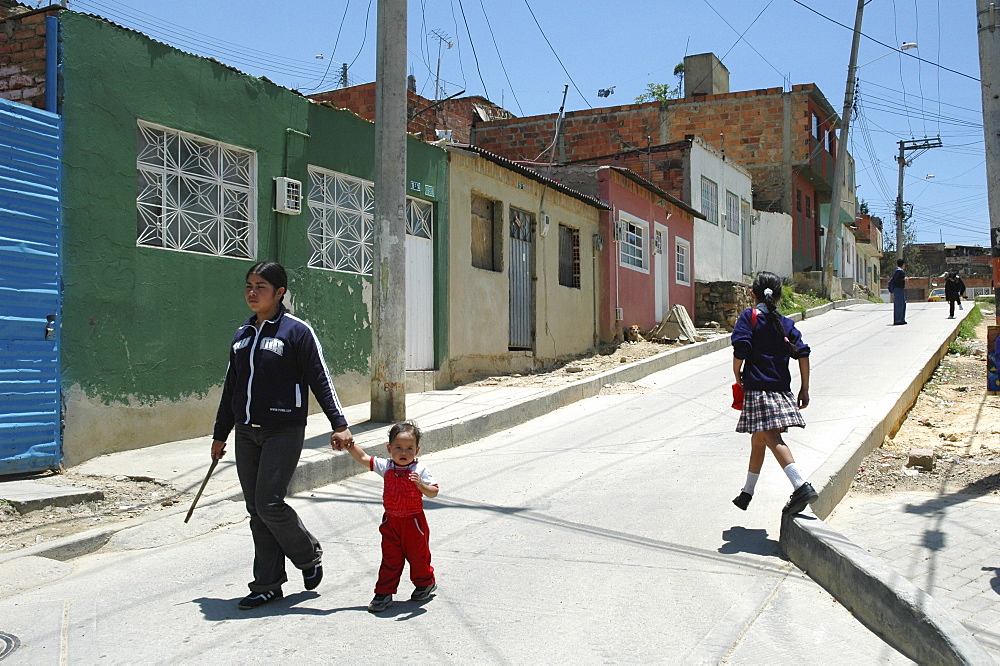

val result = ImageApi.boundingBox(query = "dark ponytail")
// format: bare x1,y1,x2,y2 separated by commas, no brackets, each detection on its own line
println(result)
752,271,797,355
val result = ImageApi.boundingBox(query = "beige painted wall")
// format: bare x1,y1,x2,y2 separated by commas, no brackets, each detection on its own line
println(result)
447,151,601,383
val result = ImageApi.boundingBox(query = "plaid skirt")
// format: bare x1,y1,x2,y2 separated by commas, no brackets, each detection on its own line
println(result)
736,390,806,434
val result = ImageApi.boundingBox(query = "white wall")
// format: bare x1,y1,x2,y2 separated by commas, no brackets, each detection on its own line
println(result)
752,210,793,278
689,138,752,283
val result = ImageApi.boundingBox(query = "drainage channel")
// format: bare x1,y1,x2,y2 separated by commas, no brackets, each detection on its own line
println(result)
0,633,20,661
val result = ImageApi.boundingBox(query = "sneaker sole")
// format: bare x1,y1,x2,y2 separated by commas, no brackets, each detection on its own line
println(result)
783,491,819,515
368,601,392,613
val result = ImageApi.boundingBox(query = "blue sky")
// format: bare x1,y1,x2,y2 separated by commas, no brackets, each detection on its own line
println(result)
63,0,989,248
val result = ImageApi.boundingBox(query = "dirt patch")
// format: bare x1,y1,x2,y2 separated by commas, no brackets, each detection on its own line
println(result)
0,473,191,554
848,305,1000,497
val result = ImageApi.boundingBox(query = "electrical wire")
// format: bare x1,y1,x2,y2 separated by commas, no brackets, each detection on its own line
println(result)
477,0,524,115
521,0,590,108
455,0,490,100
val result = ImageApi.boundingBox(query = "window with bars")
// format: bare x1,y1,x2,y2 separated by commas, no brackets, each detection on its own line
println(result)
676,238,691,286
726,191,740,234
136,121,256,258
305,165,433,274
558,224,580,288
618,215,647,271
700,176,719,225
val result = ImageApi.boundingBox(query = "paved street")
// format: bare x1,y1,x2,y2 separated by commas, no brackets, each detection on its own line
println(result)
0,302,986,663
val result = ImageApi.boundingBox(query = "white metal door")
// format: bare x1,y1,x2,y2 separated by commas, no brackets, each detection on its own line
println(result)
405,200,434,370
654,225,669,322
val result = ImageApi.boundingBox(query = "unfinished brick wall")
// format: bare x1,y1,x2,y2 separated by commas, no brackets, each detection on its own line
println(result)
0,5,54,110
310,83,439,140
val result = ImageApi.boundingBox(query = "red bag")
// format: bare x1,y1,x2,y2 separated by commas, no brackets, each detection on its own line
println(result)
732,309,758,411
731,382,745,410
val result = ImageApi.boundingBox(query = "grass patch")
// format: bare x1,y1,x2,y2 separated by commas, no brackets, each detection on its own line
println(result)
975,295,995,304
778,285,829,317
949,303,983,354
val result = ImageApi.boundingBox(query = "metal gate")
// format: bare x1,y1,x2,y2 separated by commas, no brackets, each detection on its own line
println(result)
405,198,434,370
508,208,534,350
0,99,62,474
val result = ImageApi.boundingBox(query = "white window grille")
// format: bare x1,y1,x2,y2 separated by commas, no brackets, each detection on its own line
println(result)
136,121,256,258
726,191,740,234
700,176,719,225
306,165,433,274
676,238,691,286
618,214,648,272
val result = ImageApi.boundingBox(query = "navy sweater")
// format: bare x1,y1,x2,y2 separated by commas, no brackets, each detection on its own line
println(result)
731,306,811,392
213,306,348,441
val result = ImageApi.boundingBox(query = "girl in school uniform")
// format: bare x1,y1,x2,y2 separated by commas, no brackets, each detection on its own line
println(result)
731,272,817,516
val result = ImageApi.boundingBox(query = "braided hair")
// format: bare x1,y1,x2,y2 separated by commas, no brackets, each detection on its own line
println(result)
751,271,797,356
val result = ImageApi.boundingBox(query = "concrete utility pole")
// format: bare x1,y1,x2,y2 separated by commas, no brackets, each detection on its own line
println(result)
370,0,407,422
894,137,943,260
978,0,1000,320
822,0,864,300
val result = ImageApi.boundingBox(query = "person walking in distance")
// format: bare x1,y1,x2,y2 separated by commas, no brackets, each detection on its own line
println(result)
888,259,908,325
334,421,439,613
211,261,354,610
731,272,817,516
944,272,967,319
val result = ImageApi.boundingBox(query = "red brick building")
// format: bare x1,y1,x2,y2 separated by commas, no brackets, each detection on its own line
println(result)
0,1,56,110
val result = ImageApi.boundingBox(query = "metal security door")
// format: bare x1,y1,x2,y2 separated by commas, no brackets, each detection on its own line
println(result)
405,199,434,370
654,225,669,322
0,99,62,474
508,208,534,350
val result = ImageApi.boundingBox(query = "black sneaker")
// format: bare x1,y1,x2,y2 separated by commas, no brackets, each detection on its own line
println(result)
303,563,323,591
732,491,752,511
238,589,282,610
410,583,437,601
782,482,819,515
368,593,393,613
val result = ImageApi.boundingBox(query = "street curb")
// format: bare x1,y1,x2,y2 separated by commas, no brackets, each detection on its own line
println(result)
781,511,994,665
779,305,994,664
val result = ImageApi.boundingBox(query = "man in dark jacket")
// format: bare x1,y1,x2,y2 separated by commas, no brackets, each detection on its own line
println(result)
944,272,967,319
888,259,907,325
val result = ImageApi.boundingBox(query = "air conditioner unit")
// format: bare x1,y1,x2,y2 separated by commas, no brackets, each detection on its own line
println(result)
274,177,302,215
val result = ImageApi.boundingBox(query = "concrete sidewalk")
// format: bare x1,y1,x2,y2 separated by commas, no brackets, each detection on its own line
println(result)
0,298,993,663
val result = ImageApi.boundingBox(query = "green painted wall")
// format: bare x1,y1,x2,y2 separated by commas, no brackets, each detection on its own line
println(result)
57,12,447,461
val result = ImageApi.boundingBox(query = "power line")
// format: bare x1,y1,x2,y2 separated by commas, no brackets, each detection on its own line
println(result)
521,0,590,108
477,0,523,115
790,0,980,82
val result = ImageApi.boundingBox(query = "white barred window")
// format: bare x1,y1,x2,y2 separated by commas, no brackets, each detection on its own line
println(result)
307,166,433,274
617,213,648,272
136,122,256,258
676,238,691,285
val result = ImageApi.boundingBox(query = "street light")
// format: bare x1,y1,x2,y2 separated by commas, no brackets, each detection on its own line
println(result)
858,42,917,68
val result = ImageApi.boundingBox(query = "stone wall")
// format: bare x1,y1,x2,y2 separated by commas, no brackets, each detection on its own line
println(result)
694,280,753,330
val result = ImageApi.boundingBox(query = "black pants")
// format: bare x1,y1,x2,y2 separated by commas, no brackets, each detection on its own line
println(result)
235,424,321,593
949,299,960,317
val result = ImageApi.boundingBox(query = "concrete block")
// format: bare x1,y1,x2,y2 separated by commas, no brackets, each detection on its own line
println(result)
907,449,935,471
0,481,104,514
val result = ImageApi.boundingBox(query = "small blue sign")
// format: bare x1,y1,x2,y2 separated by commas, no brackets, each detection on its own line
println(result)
424,184,435,198
410,180,422,193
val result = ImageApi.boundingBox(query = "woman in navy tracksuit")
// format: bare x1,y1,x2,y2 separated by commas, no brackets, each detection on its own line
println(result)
730,272,816,516
211,261,354,610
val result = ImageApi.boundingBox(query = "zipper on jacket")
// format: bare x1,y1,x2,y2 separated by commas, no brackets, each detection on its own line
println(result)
244,324,265,425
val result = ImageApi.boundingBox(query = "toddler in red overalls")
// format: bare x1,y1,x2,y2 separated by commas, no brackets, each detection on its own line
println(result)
337,421,439,613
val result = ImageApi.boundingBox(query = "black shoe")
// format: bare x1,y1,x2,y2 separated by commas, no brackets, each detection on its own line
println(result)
303,563,323,591
782,482,818,515
411,583,437,601
238,589,282,610
732,491,752,511
368,593,393,613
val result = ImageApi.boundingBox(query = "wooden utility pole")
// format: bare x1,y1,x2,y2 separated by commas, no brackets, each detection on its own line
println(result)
370,0,407,422
978,0,1000,321
822,0,864,299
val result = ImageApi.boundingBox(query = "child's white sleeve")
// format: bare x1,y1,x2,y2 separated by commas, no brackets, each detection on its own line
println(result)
416,462,437,486
370,456,390,478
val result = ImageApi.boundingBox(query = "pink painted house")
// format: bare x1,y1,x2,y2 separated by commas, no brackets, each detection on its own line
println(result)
537,165,702,342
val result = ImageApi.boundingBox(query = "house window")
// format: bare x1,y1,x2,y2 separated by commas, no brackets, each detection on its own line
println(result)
676,238,691,286
700,176,719,225
812,113,821,140
618,214,648,271
726,191,740,234
827,128,836,154
136,121,256,258
558,224,580,289
305,166,432,274
471,193,502,271
796,189,802,213
805,195,812,224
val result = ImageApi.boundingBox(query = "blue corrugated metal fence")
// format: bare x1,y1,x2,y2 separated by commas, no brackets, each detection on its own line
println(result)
0,98,63,474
